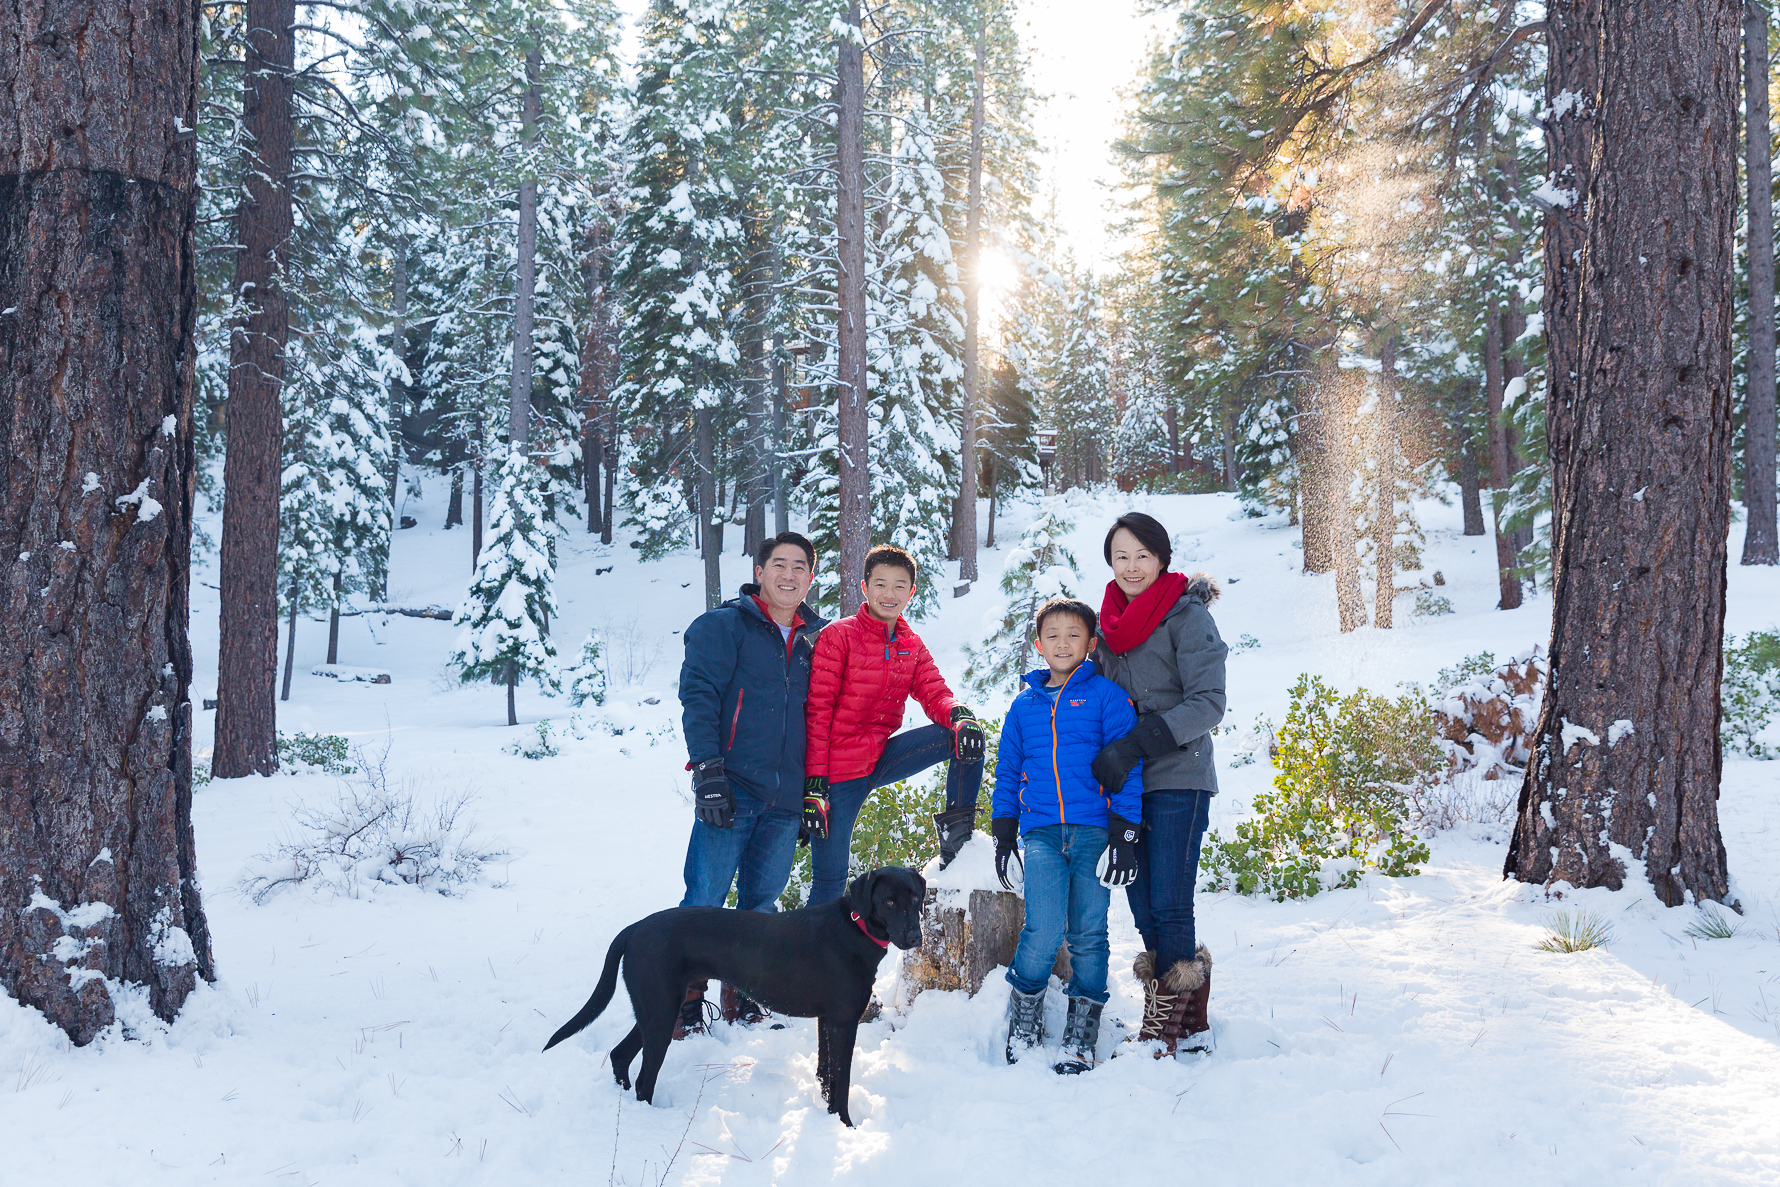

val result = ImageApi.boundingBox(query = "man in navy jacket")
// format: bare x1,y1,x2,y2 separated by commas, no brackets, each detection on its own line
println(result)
674,531,827,1032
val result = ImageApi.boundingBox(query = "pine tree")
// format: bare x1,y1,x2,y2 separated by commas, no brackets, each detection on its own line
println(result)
562,628,609,708
961,508,1082,696
449,447,562,725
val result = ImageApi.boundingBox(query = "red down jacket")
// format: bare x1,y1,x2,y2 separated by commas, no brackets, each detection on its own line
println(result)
805,604,961,782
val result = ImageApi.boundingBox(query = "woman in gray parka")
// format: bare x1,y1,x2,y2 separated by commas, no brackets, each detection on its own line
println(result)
1089,511,1226,1057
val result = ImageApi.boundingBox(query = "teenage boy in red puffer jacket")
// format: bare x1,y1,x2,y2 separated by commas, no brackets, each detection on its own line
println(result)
802,545,987,904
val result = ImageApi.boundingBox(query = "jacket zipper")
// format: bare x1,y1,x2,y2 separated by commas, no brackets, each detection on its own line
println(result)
1049,667,1076,825
728,687,744,751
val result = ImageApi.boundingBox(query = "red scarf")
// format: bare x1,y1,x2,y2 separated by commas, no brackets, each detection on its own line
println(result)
1100,570,1188,655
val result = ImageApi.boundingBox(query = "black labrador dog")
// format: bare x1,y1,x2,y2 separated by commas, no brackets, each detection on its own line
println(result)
544,866,924,1126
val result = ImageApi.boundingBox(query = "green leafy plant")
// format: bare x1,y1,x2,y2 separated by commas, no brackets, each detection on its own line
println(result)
776,718,1003,910
1722,629,1780,759
1536,908,1613,953
277,730,355,775
505,719,560,761
1200,675,1438,901
1412,590,1454,617
1433,650,1498,697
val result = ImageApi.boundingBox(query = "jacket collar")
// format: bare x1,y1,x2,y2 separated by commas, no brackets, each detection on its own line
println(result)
851,602,905,640
1022,659,1096,692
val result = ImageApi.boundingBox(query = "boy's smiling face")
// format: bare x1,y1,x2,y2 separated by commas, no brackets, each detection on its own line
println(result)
1034,612,1096,684
860,564,917,624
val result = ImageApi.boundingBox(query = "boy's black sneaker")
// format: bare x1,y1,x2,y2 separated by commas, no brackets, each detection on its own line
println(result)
1053,995,1104,1074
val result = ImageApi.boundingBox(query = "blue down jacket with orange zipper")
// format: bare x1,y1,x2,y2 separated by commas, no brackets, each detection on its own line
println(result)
991,659,1144,833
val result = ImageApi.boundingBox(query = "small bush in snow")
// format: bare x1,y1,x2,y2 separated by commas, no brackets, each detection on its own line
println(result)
1536,908,1613,954
505,719,561,760
239,749,507,903
1407,768,1518,832
277,730,356,775
1201,675,1437,901
773,719,1003,910
962,509,1082,697
1412,590,1453,617
562,628,608,707
1684,904,1743,940
1432,650,1498,697
1722,629,1780,759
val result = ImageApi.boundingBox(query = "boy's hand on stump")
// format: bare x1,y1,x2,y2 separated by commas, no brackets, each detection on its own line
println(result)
802,776,831,840
992,816,1023,891
692,759,734,829
950,706,986,763
1096,813,1140,888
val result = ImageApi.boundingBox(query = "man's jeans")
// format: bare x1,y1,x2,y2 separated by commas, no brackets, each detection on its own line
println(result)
807,724,984,906
1005,823,1111,1003
680,793,802,912
1125,788,1212,972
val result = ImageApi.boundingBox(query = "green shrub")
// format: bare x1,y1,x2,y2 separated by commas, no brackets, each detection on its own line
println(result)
1432,650,1497,697
1200,675,1438,901
1723,629,1780,759
776,718,1002,910
277,730,355,775
505,719,560,760
1412,590,1454,617
1536,908,1613,953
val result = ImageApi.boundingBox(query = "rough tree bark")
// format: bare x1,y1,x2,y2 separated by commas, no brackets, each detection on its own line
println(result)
1744,0,1778,565
446,468,464,528
1507,0,1737,907
1325,370,1367,631
742,228,772,558
1456,382,1487,535
696,407,721,610
214,0,296,778
508,37,542,452
280,579,298,702
834,0,870,588
1221,404,1241,491
1374,339,1398,629
1483,305,1523,609
0,0,215,1044
954,23,986,585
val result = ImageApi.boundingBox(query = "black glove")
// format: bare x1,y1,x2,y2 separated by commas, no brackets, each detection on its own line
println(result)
692,758,733,829
1090,714,1176,793
992,816,1023,891
1097,813,1140,888
802,776,831,840
950,706,986,764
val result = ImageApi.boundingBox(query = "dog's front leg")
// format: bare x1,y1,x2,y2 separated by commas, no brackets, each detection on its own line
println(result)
818,1017,860,1127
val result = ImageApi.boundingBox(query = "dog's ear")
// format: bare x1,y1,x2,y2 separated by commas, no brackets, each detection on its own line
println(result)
845,871,875,918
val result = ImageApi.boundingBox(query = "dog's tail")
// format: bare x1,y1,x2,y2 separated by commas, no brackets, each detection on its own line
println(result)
543,922,636,1051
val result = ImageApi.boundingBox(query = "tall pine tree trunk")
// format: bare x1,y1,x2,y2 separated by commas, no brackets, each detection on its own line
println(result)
985,455,999,548
1744,0,1779,564
472,416,485,567
326,567,343,665
281,584,298,702
954,23,986,585
215,0,296,778
834,1,870,590
1456,381,1486,535
1374,339,1398,629
696,407,721,609
743,232,771,558
1507,0,1736,906
1221,404,1241,491
1484,304,1523,609
771,330,789,536
0,0,214,1043
446,468,464,528
602,400,617,543
508,39,542,451
1325,372,1366,631
1299,369,1332,573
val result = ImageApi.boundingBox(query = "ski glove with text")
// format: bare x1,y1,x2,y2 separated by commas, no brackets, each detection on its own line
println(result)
950,706,987,764
692,759,734,829
1090,714,1176,794
992,816,1023,891
802,776,831,840
1096,813,1141,888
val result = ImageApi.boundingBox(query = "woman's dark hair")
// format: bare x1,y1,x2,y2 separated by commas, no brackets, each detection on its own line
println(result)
1103,512,1172,570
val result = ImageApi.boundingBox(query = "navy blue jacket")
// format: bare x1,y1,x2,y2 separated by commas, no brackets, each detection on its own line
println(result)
679,585,827,808
992,659,1144,833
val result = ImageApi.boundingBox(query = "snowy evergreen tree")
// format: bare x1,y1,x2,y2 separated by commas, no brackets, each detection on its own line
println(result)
1043,271,1115,489
449,447,563,724
562,628,609,708
962,507,1083,696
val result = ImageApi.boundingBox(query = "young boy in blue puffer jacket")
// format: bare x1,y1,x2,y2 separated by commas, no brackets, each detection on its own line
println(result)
991,598,1144,1074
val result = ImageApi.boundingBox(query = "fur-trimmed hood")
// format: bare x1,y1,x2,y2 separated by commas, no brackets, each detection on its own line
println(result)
1184,572,1221,606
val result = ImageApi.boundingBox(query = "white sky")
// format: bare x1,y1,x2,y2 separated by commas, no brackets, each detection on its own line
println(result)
610,0,1165,273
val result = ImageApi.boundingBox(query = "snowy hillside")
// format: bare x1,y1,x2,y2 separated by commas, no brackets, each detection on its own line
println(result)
4,483,1779,1184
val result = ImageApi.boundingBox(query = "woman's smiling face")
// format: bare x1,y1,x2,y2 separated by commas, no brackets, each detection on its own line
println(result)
1108,526,1162,598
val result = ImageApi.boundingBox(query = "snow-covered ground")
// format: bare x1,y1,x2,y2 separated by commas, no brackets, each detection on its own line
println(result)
5,481,1780,1184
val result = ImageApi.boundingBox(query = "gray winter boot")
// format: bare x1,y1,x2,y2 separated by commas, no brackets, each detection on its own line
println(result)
1004,985,1046,1063
1053,995,1104,1075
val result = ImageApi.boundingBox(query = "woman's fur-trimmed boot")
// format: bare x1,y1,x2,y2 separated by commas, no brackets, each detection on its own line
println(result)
1156,945,1213,1056
1004,985,1047,1063
1130,950,1166,1044
1053,995,1104,1075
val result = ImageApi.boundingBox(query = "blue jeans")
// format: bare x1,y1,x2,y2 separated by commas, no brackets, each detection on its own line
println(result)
1006,824,1111,1003
680,793,802,912
807,724,984,906
1125,789,1212,973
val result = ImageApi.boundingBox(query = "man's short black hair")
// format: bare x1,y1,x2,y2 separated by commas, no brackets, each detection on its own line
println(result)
863,543,917,583
1033,598,1098,637
755,530,816,570
1103,511,1172,570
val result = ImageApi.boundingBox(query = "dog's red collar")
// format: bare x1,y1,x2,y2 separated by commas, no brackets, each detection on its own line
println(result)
850,911,889,948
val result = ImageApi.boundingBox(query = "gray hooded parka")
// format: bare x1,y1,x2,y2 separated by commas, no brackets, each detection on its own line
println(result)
1094,574,1228,794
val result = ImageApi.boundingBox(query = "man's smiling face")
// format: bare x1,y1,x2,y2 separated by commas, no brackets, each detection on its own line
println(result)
756,543,815,617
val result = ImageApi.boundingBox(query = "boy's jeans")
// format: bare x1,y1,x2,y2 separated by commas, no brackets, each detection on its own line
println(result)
807,724,985,906
680,793,801,912
1125,788,1212,972
1005,823,1111,1003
